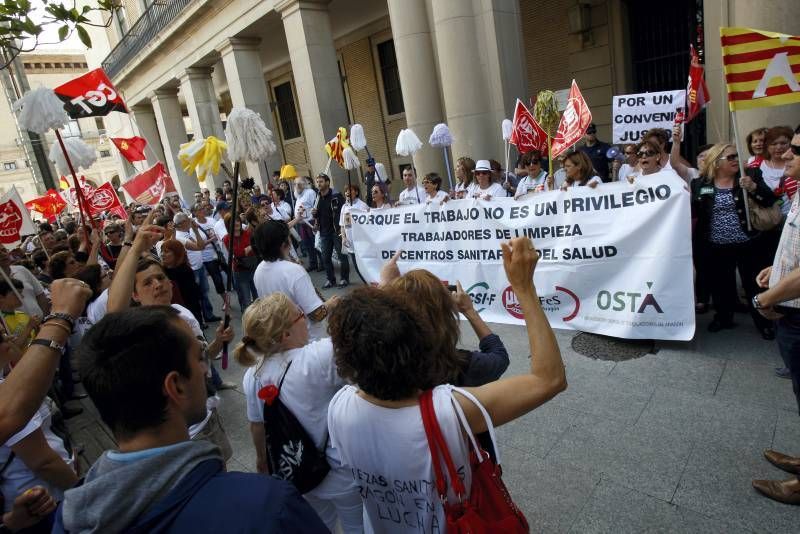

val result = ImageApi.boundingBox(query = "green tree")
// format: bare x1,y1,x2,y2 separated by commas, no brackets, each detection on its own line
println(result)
0,0,115,69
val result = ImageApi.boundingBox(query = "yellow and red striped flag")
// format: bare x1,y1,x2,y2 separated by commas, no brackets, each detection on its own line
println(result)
324,127,350,167
721,27,800,111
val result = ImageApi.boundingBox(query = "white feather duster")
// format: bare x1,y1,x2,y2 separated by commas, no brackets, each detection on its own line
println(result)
343,146,360,171
48,137,97,175
501,119,513,141
225,107,277,162
13,87,69,134
350,124,367,152
428,123,453,148
375,162,387,182
395,128,423,156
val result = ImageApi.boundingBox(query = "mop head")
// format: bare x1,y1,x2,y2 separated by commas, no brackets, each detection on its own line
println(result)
343,146,360,171
13,87,68,134
501,119,513,141
429,123,453,148
225,107,276,162
179,136,228,182
48,137,96,175
375,162,387,182
350,124,367,152
396,128,423,156
533,90,560,137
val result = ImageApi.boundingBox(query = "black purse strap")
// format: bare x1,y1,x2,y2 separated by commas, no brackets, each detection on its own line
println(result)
277,360,293,392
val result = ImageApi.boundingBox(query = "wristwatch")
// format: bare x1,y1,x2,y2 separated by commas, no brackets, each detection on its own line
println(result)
752,294,763,309
30,338,67,356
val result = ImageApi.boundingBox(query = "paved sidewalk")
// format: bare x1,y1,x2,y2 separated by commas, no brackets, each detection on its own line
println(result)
70,272,800,533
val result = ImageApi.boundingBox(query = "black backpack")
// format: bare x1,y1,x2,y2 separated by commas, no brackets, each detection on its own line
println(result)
263,361,330,493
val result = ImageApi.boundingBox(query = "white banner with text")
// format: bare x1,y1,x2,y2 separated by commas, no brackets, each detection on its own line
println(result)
612,90,686,144
352,172,695,340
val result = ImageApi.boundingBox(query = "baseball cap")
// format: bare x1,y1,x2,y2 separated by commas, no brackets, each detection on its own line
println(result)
586,123,597,134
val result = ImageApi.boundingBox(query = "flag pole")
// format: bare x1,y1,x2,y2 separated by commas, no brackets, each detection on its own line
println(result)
730,110,752,232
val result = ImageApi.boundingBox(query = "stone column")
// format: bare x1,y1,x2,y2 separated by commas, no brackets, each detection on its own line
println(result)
130,105,166,167
218,37,281,189
179,66,226,190
276,0,350,187
387,0,446,182
150,87,197,201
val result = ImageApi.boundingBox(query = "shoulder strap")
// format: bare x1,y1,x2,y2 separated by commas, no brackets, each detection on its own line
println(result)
449,386,501,466
277,360,293,391
420,389,467,500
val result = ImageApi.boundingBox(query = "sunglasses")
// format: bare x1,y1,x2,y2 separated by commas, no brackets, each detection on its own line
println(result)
475,170,491,175
104,230,118,236
791,144,800,156
527,159,541,165
291,311,305,326
637,150,657,158
718,153,739,162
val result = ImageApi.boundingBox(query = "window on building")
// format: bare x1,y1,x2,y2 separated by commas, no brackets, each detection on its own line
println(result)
53,63,62,68
33,63,42,69
73,62,82,68
377,39,404,115
44,63,52,69
3,162,17,171
81,62,88,68
63,119,81,138
23,63,31,69
274,82,301,140
100,150,111,158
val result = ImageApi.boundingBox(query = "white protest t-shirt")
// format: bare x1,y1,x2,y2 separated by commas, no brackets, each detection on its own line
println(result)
295,189,317,222
253,259,325,340
425,190,449,205
397,186,426,206
328,384,472,534
453,182,470,198
515,170,549,198
339,199,369,253
617,163,636,182
213,218,228,241
195,219,219,263
243,338,344,456
175,230,204,271
9,265,44,318
468,181,505,200
273,201,293,222
563,175,603,189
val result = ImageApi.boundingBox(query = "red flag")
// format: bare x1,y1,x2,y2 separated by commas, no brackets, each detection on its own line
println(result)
0,187,36,244
551,80,593,158
111,136,147,163
121,162,177,205
54,68,127,119
509,99,548,154
61,176,95,212
686,45,710,122
86,182,125,218
25,189,67,221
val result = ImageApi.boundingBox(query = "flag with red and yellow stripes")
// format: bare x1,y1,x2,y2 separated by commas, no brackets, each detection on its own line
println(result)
721,27,800,111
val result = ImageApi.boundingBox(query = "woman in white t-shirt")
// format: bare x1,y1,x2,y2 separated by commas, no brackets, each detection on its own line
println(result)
468,160,505,200
760,126,793,214
370,184,391,210
327,238,566,533
422,173,449,205
560,151,602,190
452,156,475,199
624,140,667,184
515,150,552,198
234,293,362,533
340,185,369,284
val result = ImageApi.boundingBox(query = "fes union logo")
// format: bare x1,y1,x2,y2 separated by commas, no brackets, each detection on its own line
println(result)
596,282,664,314
502,285,580,321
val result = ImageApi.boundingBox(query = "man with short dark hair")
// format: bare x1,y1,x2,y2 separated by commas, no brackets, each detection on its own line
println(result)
579,123,612,182
52,306,326,533
311,174,349,288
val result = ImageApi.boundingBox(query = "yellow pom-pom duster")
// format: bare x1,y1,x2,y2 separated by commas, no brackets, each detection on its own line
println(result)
533,90,561,176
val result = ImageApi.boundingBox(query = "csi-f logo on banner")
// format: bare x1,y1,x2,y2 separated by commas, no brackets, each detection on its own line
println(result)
596,281,663,313
502,285,580,321
465,282,496,313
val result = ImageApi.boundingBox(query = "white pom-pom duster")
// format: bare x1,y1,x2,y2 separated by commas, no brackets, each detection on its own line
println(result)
13,87,69,134
343,146,360,171
225,107,276,162
350,124,367,152
48,137,96,175
502,119,513,141
375,163,387,182
428,123,453,148
396,128,423,156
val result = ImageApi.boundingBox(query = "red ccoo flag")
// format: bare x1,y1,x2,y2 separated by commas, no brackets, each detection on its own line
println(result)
86,182,126,219
509,99,548,154
111,136,147,163
121,162,177,205
54,68,127,119
550,80,593,158
686,45,710,122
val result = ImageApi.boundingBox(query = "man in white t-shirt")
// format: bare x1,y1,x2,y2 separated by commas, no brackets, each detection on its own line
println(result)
192,204,226,299
212,201,231,241
252,219,336,341
0,247,49,318
293,177,320,272
174,212,220,323
396,167,425,206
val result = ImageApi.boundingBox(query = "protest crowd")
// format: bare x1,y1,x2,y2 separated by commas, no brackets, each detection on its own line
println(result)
1,19,800,534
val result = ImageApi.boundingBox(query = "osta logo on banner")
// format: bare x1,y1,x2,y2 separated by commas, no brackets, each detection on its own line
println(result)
465,282,497,312
596,281,663,314
502,286,580,321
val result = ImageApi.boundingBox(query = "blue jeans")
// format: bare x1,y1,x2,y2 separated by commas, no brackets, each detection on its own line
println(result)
193,266,216,320
320,231,349,283
234,270,258,311
776,309,800,415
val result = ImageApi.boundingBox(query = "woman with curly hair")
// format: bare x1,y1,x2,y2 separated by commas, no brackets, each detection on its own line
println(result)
234,293,362,533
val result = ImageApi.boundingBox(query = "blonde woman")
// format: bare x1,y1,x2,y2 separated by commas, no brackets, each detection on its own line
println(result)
234,294,362,533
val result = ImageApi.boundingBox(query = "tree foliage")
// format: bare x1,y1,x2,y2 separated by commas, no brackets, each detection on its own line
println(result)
0,0,115,69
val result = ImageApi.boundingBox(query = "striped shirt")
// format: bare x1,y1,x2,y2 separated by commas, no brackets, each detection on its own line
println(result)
770,193,800,309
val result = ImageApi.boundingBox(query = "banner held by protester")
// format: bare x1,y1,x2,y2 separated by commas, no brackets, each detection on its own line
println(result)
612,90,686,143
352,171,694,341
